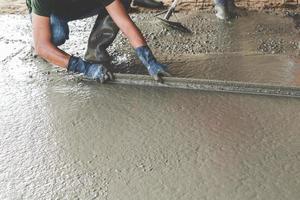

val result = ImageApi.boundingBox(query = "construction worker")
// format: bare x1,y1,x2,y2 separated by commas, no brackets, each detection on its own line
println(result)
214,0,242,20
27,0,170,83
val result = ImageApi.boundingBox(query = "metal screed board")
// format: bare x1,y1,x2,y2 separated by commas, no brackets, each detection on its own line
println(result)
109,73,300,98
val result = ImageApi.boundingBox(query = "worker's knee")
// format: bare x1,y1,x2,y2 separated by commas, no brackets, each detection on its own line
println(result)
50,15,69,46
52,29,68,46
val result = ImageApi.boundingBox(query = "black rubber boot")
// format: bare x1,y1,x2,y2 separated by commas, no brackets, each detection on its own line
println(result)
227,0,247,19
227,0,236,10
214,0,229,20
132,0,164,9
84,15,119,63
227,0,237,18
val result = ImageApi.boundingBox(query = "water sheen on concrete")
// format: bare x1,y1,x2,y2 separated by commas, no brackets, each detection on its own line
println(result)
1,14,300,199
59,11,300,87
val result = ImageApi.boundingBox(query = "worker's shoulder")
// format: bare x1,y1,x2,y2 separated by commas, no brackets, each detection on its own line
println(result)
27,0,48,4
27,0,51,8
28,0,52,17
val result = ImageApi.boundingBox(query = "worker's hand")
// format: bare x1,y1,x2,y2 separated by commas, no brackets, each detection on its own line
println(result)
135,46,171,81
68,56,113,83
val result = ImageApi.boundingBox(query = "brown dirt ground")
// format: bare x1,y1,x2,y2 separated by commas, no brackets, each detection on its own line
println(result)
0,0,28,14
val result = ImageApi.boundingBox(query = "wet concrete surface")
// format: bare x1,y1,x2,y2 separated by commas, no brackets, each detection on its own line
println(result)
1,12,300,199
59,11,300,87
1,43,300,199
2,12,300,86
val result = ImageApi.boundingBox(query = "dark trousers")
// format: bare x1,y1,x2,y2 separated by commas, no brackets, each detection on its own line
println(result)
50,0,131,46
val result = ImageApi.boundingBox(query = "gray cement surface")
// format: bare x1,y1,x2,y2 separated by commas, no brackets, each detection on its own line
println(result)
1,12,300,199
57,11,300,87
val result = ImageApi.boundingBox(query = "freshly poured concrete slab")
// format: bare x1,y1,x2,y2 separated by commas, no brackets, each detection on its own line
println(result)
112,11,300,88
1,14,300,199
164,52,300,87
1,12,300,200
2,13,300,89
1,45,300,199
0,41,24,62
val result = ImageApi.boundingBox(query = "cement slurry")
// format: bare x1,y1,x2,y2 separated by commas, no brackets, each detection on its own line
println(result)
62,11,300,87
2,12,300,86
1,14,300,199
1,43,300,199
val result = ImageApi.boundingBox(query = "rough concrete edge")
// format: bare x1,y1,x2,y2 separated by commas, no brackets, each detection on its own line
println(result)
111,73,300,98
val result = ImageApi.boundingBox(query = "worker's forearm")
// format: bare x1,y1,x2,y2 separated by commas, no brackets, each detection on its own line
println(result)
36,43,70,68
106,0,147,49
119,20,146,48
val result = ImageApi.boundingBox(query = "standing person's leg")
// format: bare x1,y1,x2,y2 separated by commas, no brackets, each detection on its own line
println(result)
214,0,228,20
227,0,246,18
84,0,132,63
50,15,70,46
227,0,235,10
214,0,245,20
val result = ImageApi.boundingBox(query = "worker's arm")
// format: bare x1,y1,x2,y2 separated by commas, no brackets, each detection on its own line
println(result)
31,13,112,82
106,0,171,80
105,0,146,48
32,13,70,68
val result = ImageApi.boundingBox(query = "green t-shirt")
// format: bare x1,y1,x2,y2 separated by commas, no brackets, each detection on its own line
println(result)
26,0,114,18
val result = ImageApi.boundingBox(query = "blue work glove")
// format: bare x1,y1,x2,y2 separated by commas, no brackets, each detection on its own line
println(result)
135,46,171,81
68,56,113,83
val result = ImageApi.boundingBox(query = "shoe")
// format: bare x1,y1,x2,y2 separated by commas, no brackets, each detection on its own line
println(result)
215,4,228,20
227,0,247,19
132,0,164,9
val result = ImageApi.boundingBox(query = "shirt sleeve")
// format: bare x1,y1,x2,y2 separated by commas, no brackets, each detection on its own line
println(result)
31,0,51,17
101,0,115,7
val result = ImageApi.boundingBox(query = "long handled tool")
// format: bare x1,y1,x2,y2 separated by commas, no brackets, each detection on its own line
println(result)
156,0,191,33
109,73,300,98
163,0,179,20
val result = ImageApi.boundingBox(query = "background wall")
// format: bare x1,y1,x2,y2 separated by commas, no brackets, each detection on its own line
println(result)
163,0,299,10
